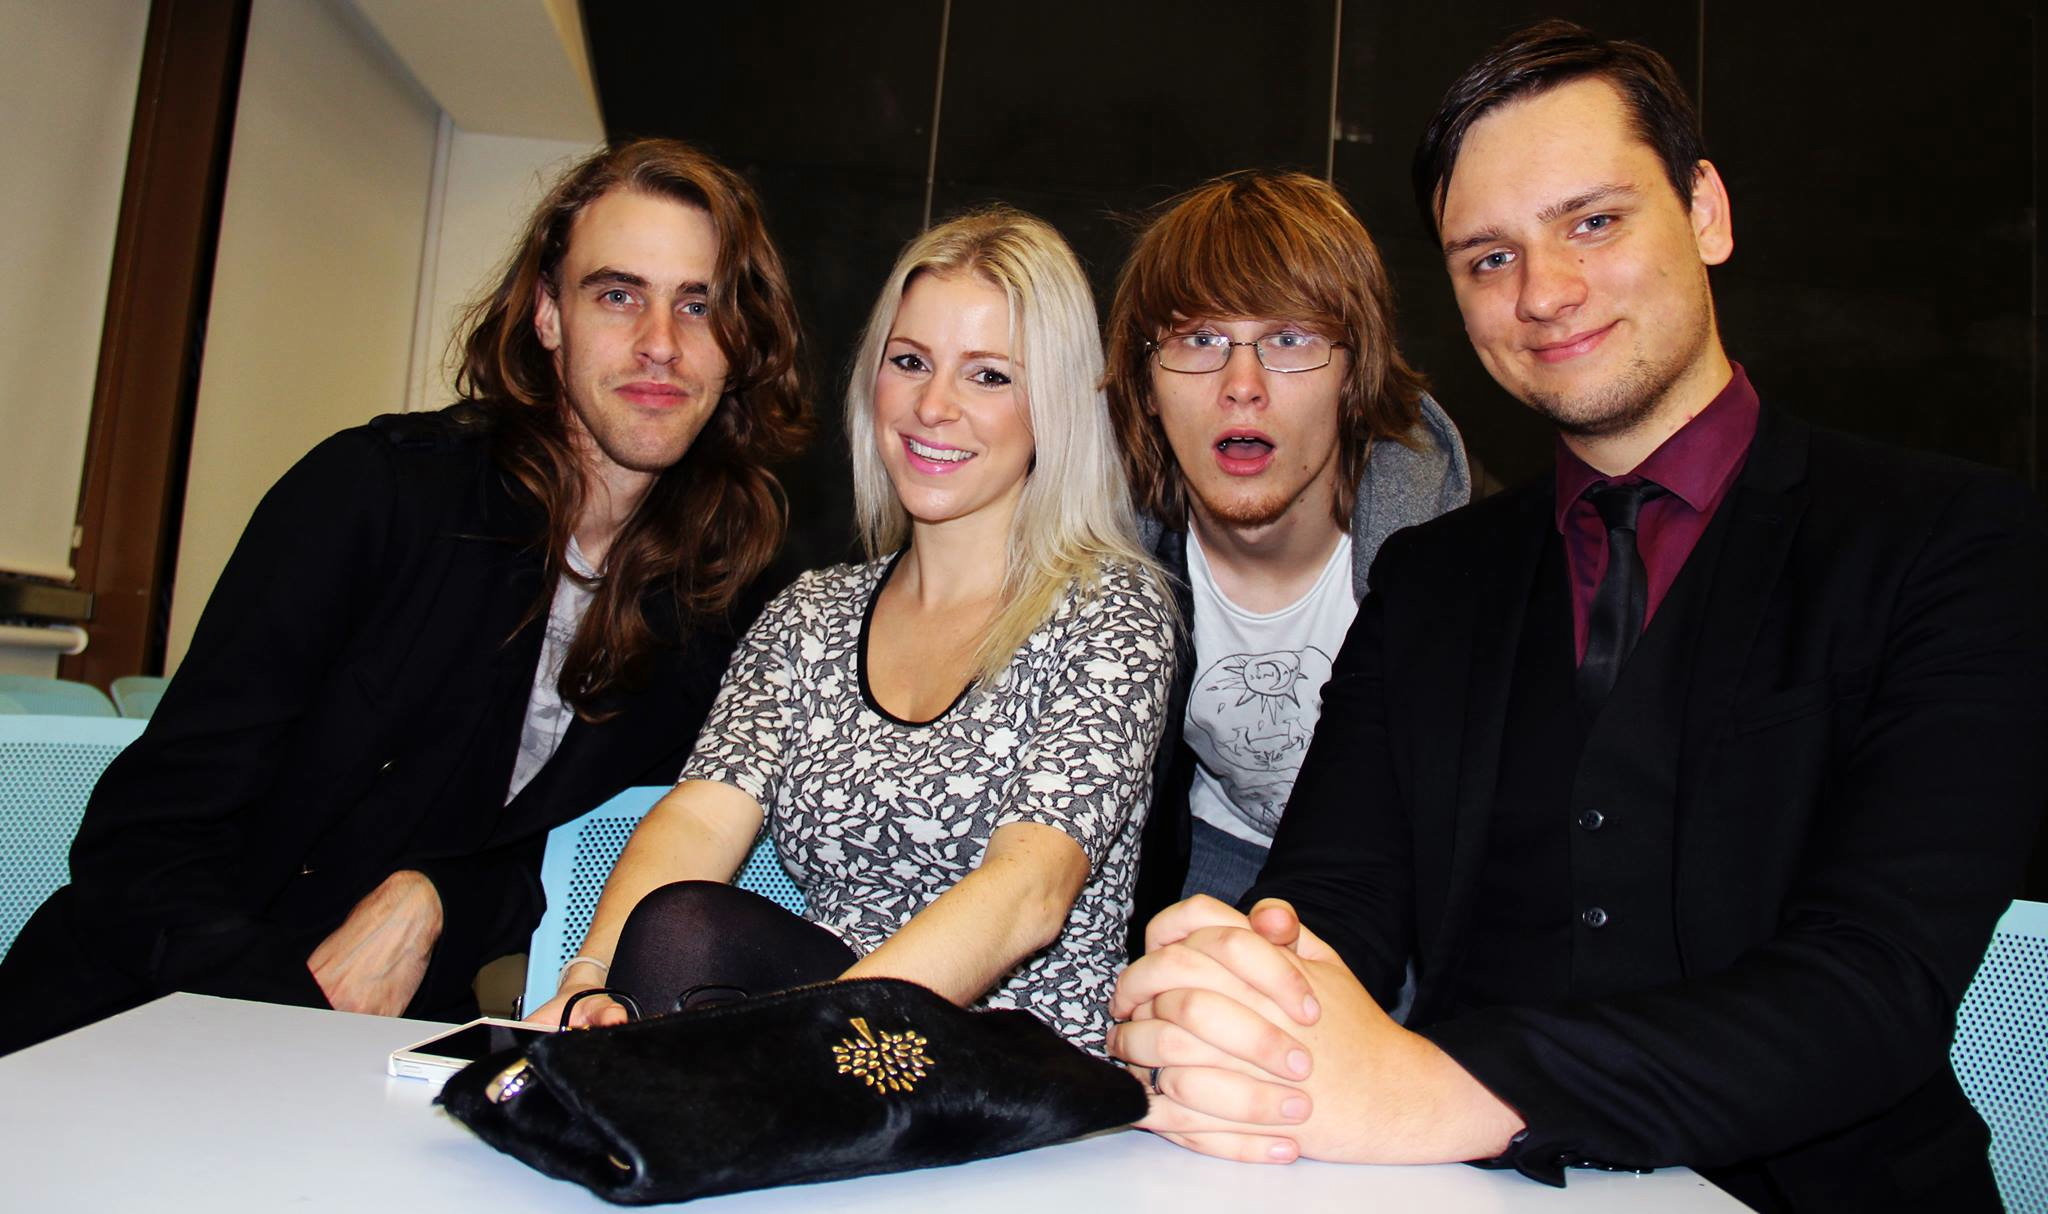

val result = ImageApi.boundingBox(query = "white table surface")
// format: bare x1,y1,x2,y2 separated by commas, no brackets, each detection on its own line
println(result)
0,993,1749,1211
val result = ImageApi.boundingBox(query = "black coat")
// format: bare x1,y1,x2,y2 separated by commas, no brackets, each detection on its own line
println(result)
0,407,734,1051
1251,405,2048,1212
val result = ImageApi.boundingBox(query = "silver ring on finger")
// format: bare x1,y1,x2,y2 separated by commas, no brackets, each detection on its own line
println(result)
1146,1065,1164,1095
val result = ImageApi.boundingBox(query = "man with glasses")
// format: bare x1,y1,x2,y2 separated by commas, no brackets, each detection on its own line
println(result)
1104,170,1468,953
1107,23,2045,1211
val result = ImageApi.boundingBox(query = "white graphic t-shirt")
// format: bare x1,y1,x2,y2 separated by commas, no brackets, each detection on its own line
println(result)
1184,531,1359,845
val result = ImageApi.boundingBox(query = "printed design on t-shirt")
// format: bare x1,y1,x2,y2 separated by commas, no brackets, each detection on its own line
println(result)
516,595,581,771
1185,646,1334,834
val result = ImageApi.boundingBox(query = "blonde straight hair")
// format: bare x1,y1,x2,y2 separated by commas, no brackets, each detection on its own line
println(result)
846,207,1156,685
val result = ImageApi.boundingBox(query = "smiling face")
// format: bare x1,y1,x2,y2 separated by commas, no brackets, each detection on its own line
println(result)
1146,316,1347,536
533,188,730,496
872,272,1034,531
1437,77,1732,441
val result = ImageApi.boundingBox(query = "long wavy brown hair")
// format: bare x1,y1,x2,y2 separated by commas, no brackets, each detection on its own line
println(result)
454,138,810,717
1104,170,1426,530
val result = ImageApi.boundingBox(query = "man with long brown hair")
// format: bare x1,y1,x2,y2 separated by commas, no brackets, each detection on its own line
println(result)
0,139,809,1053
1106,171,1468,951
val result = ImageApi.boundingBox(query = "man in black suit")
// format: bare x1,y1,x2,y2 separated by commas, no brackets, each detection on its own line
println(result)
1108,22,2046,1212
0,139,809,1052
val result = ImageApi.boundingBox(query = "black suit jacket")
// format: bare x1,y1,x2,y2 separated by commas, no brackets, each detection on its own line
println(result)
0,406,735,1052
1250,405,2048,1211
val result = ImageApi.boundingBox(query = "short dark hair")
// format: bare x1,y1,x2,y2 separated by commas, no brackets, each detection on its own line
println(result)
1412,20,1706,241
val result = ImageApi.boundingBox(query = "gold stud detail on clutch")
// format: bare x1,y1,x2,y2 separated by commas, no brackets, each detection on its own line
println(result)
832,1016,933,1094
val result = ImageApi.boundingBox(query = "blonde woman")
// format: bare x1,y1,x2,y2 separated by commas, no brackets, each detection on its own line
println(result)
530,209,1172,1051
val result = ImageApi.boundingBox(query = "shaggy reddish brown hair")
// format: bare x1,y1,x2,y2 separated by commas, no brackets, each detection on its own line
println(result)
455,138,810,717
1104,170,1425,529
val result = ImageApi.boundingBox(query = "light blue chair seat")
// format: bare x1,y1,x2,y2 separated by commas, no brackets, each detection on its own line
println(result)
1952,898,2048,1213
110,675,172,720
521,785,804,1015
0,716,147,958
0,675,117,717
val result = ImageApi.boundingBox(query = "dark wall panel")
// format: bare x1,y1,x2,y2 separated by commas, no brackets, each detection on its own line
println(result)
930,0,1337,310
1705,1,2035,480
587,0,946,570
1332,3,1701,491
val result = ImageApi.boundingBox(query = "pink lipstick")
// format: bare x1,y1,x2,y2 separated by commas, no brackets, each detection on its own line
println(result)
902,434,974,475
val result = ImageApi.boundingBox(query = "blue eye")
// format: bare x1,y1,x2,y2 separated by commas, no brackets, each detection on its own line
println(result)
1267,331,1310,349
600,288,634,305
680,299,709,318
1476,251,1514,273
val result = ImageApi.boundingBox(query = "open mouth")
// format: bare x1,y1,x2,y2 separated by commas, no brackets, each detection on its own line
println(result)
1216,436,1274,459
1213,434,1276,476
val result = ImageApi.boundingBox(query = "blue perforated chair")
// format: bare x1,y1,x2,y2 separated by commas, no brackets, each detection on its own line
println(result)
1952,899,2048,1213
110,675,171,720
0,716,146,959
0,675,117,717
521,785,805,1015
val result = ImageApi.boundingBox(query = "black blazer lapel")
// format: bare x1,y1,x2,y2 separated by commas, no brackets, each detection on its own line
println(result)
1671,407,1809,965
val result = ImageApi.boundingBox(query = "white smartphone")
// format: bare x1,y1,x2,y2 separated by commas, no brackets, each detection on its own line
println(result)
387,1016,551,1084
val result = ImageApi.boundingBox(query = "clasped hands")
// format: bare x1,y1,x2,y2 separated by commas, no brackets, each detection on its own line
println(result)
1107,896,1523,1165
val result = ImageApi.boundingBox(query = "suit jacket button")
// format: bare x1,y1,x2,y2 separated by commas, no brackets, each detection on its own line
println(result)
1576,808,1605,831
1581,906,1609,928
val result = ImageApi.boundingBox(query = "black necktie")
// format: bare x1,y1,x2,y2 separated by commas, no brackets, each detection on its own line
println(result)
1576,479,1667,710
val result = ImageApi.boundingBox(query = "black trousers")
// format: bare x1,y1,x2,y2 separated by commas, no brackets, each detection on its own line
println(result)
607,881,854,1015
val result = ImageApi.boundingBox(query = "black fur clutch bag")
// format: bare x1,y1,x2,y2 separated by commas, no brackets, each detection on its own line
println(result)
438,977,1147,1204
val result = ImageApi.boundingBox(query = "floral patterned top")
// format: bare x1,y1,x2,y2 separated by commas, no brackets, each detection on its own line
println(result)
680,552,1174,1050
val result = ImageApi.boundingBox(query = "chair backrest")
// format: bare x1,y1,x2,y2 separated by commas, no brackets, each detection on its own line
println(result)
0,675,116,717
522,786,804,1015
0,716,147,958
1952,898,2048,1214
110,675,172,720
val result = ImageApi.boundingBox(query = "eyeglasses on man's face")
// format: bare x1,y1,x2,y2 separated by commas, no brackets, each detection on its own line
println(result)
1146,328,1347,374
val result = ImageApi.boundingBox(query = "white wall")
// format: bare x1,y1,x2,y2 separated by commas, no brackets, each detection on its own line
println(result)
0,0,148,676
0,0,147,583
165,0,602,673
165,0,440,671
408,129,597,412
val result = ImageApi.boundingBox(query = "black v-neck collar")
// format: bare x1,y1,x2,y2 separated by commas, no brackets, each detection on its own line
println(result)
857,547,975,728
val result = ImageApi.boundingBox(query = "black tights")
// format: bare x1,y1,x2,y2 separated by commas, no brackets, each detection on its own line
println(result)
607,881,855,1015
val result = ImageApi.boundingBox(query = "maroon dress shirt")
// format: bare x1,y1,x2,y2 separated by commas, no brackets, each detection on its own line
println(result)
1555,364,1760,663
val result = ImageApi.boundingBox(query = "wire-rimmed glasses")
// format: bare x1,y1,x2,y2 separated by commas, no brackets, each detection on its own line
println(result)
1146,330,1346,374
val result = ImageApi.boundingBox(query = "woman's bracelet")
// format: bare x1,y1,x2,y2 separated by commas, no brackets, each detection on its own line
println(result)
558,954,611,986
